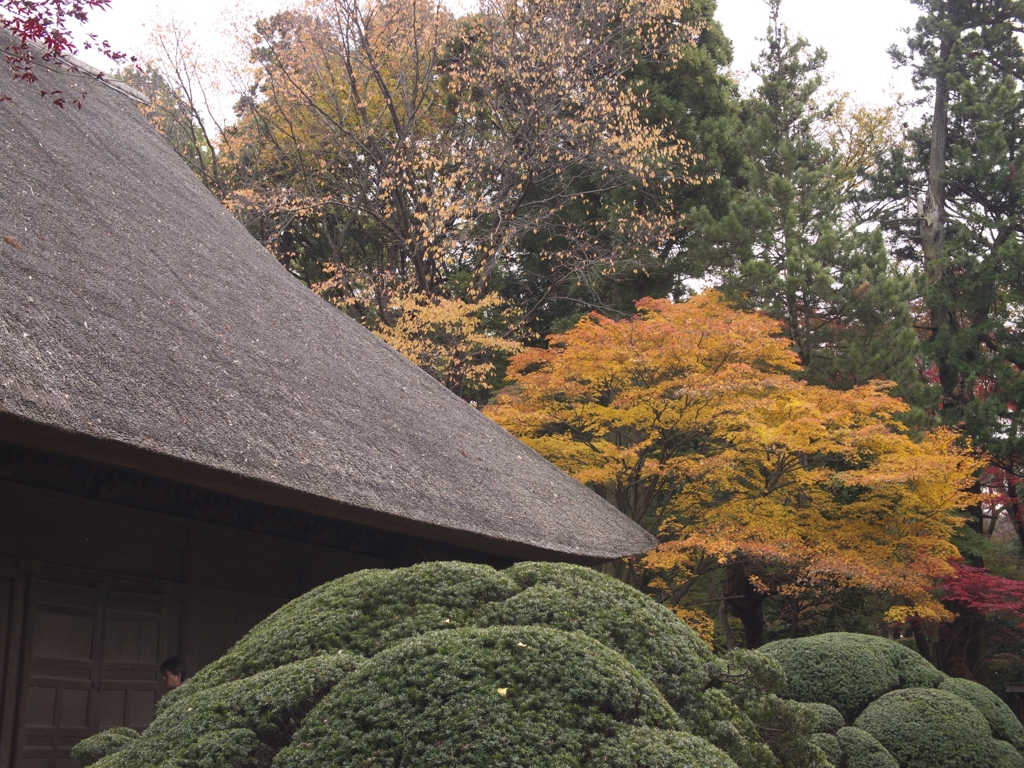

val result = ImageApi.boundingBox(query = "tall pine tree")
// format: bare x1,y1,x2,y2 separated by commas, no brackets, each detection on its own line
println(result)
694,0,923,400
881,0,1024,544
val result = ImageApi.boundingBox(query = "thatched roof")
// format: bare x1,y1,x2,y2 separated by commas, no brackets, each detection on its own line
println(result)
0,51,655,563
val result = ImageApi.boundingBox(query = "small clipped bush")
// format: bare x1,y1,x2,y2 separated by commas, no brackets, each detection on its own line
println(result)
741,695,831,768
808,733,840,765
274,626,697,768
940,677,1024,753
70,727,138,765
799,702,844,734
487,561,719,708
177,729,271,768
760,633,945,717
689,650,830,768
835,727,898,768
855,688,1024,768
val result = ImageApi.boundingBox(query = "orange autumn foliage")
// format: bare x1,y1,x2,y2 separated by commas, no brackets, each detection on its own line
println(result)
485,293,982,623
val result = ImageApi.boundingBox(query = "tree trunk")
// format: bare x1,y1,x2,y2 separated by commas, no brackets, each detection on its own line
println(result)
921,27,952,367
725,562,767,648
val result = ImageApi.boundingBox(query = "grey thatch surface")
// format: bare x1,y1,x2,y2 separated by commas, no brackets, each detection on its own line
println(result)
0,52,655,562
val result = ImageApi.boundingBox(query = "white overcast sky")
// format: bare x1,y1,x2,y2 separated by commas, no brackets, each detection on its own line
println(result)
74,0,923,110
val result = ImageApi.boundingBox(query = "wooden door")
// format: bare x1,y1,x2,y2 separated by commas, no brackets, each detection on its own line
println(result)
14,580,170,768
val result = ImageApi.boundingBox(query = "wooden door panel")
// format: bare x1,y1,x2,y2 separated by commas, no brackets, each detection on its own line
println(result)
14,581,170,768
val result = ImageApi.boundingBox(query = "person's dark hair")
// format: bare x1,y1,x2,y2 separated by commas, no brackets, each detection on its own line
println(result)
159,657,187,678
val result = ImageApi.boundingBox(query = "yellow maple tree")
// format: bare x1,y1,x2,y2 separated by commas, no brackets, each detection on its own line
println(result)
485,293,982,645
373,289,522,402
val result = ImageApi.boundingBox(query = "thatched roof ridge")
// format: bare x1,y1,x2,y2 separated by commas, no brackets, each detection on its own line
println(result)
0,54,655,562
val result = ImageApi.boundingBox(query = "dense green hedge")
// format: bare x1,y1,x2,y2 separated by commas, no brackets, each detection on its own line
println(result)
276,626,702,768
760,632,945,718
70,726,138,766
180,561,518,693
97,653,361,768
77,562,1024,768
181,561,718,710
88,562,783,768
835,727,899,768
855,688,1024,768
486,561,719,709
800,702,844,735
940,677,1024,753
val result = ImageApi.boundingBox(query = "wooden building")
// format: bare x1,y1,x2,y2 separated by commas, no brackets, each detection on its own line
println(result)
0,47,654,768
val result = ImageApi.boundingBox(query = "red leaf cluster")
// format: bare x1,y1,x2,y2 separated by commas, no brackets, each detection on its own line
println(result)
2,0,127,106
942,563,1024,625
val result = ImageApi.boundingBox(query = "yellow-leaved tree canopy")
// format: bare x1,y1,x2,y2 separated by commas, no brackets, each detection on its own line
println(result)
485,293,982,647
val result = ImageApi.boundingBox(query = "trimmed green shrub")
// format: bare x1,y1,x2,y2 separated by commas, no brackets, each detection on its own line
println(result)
681,687,779,768
185,562,517,692
178,729,270,768
940,677,1024,753
835,727,898,768
808,733,840,765
80,564,857,768
70,727,138,766
274,626,702,768
741,695,831,768
487,561,719,708
761,633,945,717
715,648,788,704
855,688,1024,768
800,702,844,734
97,652,360,768
588,727,738,767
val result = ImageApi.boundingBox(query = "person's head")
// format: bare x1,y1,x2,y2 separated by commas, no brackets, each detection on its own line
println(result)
159,657,187,690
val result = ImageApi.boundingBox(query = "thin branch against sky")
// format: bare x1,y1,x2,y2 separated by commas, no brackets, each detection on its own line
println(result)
71,0,922,113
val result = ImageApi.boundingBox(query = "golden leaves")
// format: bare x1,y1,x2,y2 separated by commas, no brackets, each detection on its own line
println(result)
222,0,698,315
486,292,981,621
375,288,523,401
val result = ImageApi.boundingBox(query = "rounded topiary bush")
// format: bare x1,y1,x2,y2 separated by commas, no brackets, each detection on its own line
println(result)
940,677,1024,753
181,561,716,715
835,726,899,768
70,726,138,766
184,561,517,692
487,561,719,708
800,702,844,734
760,632,945,717
274,625,714,768
855,688,1024,768
808,733,840,765
90,562,745,768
